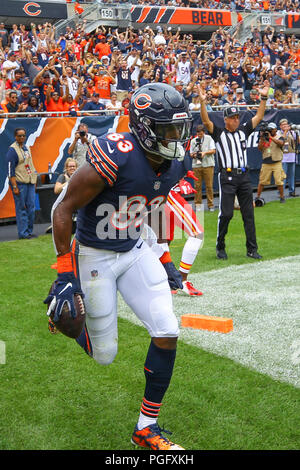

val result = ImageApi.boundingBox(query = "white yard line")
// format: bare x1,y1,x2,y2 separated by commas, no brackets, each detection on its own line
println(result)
118,255,300,389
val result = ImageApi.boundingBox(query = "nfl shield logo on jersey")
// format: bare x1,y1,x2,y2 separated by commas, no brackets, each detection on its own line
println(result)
154,181,161,190
91,270,98,279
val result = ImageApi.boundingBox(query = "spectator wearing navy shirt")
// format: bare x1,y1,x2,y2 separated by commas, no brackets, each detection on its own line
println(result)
227,58,244,87
17,83,31,107
274,65,292,94
82,92,105,115
210,58,227,79
243,62,258,100
115,59,133,102
11,69,26,92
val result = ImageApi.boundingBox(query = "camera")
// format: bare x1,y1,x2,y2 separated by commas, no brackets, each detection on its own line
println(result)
259,122,272,141
195,137,203,160
79,130,86,137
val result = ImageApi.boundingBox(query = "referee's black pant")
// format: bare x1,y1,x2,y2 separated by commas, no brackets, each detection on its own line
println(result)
216,170,258,252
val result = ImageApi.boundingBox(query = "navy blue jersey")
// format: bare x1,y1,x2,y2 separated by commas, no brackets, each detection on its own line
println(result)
76,132,187,252
116,68,132,91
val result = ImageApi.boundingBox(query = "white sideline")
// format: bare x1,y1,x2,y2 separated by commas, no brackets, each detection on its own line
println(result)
118,255,300,389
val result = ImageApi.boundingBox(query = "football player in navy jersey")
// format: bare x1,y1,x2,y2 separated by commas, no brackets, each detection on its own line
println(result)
44,83,193,450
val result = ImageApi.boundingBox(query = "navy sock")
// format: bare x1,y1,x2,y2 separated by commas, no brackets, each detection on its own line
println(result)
141,340,176,416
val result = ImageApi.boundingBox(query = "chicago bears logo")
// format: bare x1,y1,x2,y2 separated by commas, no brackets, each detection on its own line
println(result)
23,2,42,16
134,93,152,110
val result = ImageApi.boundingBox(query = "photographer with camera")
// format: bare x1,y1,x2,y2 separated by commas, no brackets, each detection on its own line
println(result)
256,122,286,204
278,118,298,198
190,124,216,212
68,123,95,168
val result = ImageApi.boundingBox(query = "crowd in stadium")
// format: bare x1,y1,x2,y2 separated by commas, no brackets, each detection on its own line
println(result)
0,14,300,117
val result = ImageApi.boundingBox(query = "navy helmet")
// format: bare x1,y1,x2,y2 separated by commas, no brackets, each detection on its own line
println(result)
129,83,192,161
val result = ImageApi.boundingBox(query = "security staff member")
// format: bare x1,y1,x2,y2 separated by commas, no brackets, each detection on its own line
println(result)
199,84,270,260
256,122,285,203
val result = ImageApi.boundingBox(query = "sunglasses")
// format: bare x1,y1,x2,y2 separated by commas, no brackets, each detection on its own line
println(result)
17,134,26,137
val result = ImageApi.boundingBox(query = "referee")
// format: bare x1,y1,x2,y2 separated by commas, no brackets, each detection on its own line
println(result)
199,85,270,260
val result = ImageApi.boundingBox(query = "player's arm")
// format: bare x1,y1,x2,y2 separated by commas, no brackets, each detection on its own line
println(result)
53,163,106,256
44,163,106,323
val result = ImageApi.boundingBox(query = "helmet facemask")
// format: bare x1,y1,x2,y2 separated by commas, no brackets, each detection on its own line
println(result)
137,115,192,161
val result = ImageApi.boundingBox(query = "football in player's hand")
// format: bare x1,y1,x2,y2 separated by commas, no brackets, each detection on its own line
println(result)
47,283,86,339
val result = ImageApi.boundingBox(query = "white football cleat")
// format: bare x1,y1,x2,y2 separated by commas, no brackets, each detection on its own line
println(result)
181,281,203,296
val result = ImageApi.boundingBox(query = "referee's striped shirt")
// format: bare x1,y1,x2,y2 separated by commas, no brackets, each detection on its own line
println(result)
209,120,253,169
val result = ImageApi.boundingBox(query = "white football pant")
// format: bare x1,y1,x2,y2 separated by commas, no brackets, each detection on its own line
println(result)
76,239,179,366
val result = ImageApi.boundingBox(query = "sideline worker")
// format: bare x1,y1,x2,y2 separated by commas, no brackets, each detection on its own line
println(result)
6,127,38,239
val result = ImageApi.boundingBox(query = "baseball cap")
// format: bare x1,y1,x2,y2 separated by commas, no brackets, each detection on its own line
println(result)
268,122,277,129
236,88,243,93
21,83,30,88
92,92,100,97
223,106,240,118
101,55,109,61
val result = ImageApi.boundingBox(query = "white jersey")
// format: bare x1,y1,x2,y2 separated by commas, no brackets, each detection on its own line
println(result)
176,60,191,85
127,55,142,84
66,76,79,99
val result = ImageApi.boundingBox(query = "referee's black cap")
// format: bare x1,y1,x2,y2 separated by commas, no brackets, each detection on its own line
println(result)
223,106,240,118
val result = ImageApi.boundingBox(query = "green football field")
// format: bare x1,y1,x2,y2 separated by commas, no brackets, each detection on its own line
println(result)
0,198,300,450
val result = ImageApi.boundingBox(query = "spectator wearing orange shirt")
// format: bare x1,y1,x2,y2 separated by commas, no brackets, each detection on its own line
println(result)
45,83,67,116
86,78,95,97
94,36,111,60
88,64,116,106
74,2,84,16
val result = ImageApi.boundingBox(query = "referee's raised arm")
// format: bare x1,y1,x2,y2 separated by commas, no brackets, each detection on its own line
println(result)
251,86,270,129
198,87,214,135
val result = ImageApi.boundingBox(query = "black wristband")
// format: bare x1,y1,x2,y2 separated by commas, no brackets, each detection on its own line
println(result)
261,96,268,101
